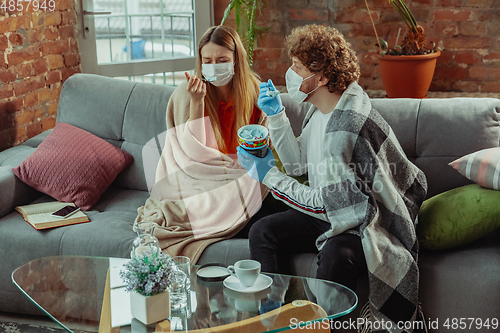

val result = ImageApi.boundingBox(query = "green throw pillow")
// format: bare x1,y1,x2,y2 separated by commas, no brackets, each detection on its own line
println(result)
417,184,500,250
271,147,308,184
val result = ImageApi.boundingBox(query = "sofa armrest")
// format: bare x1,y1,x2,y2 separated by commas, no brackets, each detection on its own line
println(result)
20,129,52,148
0,145,44,219
0,167,42,219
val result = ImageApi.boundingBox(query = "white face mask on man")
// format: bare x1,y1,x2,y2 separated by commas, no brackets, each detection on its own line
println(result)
285,67,319,104
202,63,235,87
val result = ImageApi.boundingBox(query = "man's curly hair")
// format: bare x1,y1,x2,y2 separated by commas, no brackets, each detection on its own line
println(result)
286,25,360,93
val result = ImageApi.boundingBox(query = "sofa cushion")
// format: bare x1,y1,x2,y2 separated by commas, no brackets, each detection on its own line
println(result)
56,74,137,141
59,210,137,257
115,82,174,191
416,98,500,197
0,206,70,315
449,147,500,190
371,98,421,159
0,144,35,167
0,194,136,315
417,184,500,250
372,98,500,198
12,122,133,210
419,228,500,320
20,129,52,148
0,167,42,220
280,94,311,137
197,238,251,266
92,187,150,214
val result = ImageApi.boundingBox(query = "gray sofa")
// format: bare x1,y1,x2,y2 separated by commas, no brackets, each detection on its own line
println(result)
1,74,499,330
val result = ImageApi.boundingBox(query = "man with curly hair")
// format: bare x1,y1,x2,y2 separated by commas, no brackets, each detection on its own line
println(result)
237,24,428,332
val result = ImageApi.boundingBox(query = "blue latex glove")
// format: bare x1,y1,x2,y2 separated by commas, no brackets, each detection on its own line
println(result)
237,146,276,183
258,79,283,116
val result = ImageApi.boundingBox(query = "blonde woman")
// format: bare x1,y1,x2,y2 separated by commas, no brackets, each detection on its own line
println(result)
185,25,262,155
136,26,284,263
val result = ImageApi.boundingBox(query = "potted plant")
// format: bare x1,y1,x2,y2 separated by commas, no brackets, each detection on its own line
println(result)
364,0,442,98
120,249,183,325
220,0,269,66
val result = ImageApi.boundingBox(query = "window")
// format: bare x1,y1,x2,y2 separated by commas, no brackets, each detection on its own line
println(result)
78,0,212,86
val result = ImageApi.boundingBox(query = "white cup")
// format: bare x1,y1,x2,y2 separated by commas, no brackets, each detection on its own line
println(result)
226,259,261,287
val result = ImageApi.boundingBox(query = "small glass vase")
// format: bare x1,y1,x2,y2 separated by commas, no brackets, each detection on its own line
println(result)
131,221,161,258
169,270,188,313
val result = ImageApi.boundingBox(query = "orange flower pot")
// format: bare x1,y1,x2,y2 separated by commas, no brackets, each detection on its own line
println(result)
378,51,441,99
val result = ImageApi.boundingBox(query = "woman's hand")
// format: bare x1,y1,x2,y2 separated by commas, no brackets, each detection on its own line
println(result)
185,72,206,103
185,72,206,142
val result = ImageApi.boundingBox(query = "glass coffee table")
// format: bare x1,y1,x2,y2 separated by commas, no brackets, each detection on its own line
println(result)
12,256,357,332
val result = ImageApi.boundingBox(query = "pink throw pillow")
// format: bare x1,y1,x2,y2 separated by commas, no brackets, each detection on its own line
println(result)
12,122,133,210
449,147,500,191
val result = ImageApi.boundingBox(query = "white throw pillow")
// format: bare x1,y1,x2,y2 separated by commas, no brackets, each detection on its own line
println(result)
449,147,500,190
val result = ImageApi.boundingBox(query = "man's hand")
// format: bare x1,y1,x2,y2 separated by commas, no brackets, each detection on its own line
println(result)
185,72,206,103
237,146,276,183
258,79,283,116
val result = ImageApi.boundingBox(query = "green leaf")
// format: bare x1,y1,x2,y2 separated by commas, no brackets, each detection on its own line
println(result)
220,0,269,67
390,0,417,32
379,38,389,50
220,1,235,25
399,0,417,29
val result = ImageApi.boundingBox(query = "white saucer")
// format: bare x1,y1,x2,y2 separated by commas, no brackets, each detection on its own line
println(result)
196,264,229,282
223,274,273,293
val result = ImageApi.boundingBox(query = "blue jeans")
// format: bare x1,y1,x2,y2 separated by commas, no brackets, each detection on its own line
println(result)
248,209,367,291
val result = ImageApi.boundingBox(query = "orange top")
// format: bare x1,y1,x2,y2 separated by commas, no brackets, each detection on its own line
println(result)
218,99,261,155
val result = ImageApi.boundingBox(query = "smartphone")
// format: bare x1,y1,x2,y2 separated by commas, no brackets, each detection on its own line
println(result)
51,205,81,219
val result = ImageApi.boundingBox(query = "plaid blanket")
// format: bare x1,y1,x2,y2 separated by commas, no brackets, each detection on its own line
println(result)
319,82,428,332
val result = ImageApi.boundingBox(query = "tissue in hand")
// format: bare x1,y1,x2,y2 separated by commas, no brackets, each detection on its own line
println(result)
265,89,280,98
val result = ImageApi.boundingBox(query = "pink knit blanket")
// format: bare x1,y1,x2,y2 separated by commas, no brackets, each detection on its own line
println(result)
135,83,268,263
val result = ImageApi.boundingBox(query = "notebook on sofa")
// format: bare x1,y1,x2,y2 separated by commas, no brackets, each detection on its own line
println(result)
15,202,90,230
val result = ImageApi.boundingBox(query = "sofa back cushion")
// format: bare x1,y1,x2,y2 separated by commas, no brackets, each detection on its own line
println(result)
373,98,500,198
57,74,175,192
115,81,174,190
58,75,500,197
281,94,500,199
57,74,137,140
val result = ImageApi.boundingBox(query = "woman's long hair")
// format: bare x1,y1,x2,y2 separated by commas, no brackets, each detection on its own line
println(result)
195,25,260,154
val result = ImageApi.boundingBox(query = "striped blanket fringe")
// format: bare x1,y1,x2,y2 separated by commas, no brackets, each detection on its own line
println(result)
357,302,429,333
358,302,371,333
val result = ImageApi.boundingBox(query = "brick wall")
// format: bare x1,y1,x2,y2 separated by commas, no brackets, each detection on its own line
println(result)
214,0,500,92
0,0,81,151
1,1,497,151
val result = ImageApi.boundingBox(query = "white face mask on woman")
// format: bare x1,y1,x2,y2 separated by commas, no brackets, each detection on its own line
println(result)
285,67,319,104
202,63,235,87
